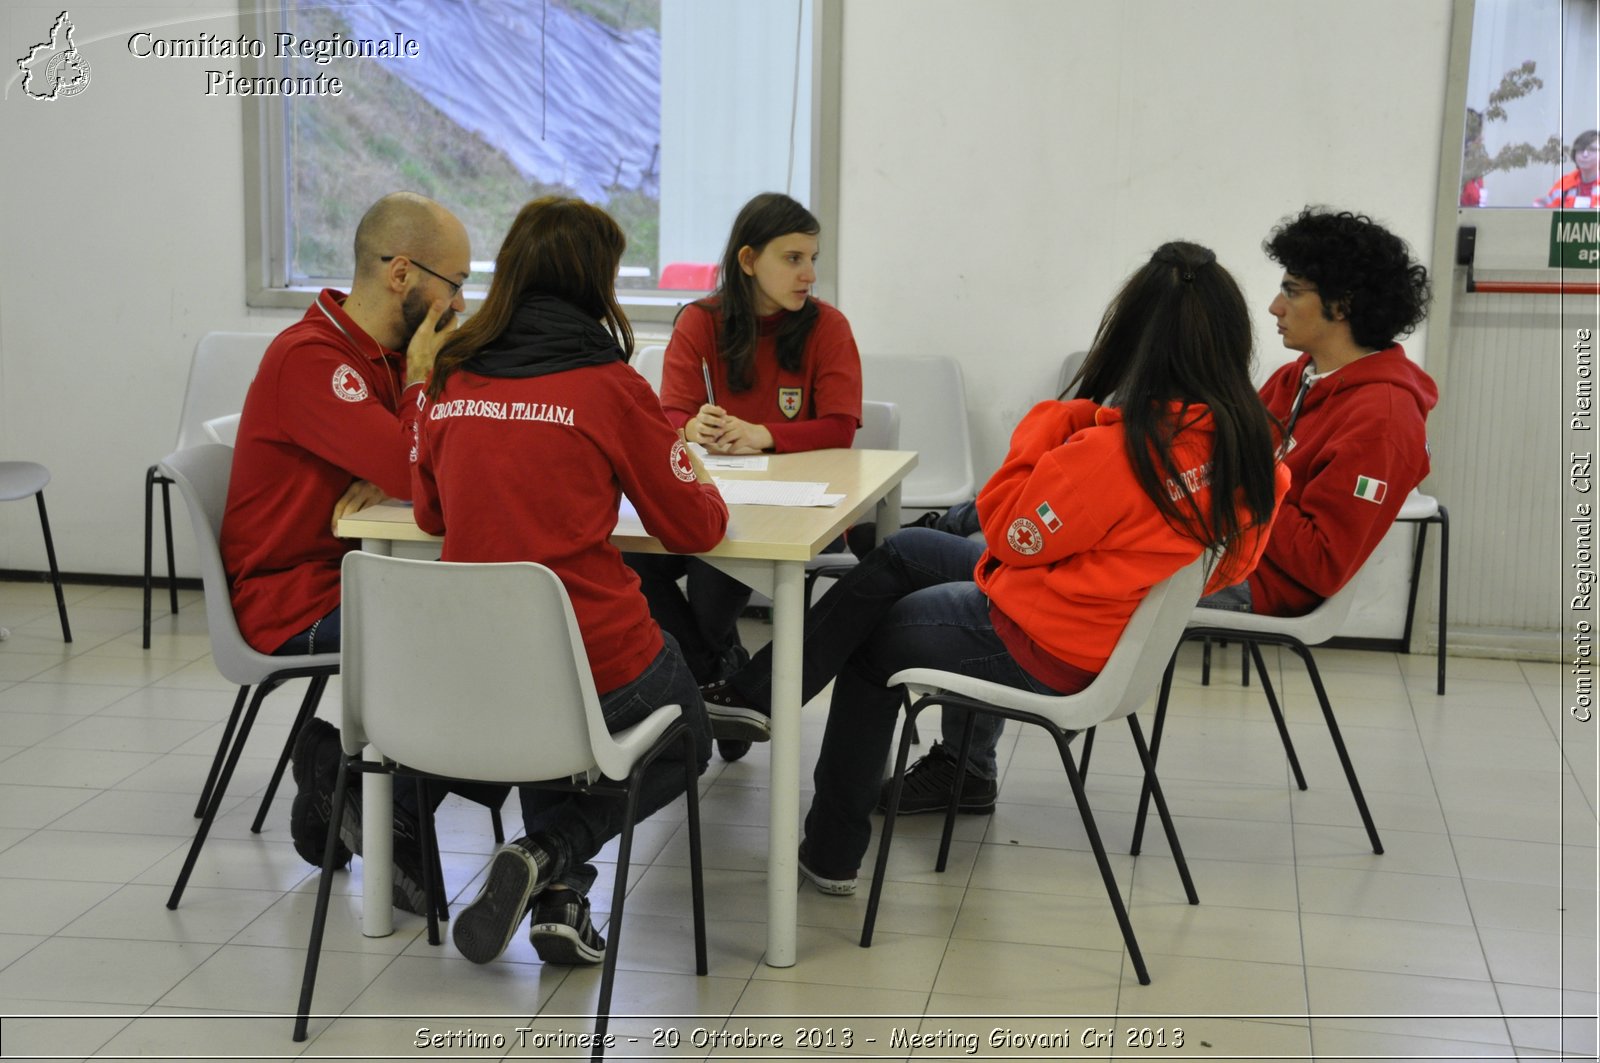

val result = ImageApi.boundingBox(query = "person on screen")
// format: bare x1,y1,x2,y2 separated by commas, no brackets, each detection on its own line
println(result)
702,241,1288,894
626,192,863,742
411,196,725,968
1535,129,1598,208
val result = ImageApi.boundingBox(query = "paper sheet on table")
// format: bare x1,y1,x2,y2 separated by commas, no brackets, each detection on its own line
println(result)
689,444,768,471
712,478,844,507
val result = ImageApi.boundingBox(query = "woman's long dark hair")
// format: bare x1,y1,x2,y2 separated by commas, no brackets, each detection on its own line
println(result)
428,196,632,398
1075,241,1279,553
702,192,820,393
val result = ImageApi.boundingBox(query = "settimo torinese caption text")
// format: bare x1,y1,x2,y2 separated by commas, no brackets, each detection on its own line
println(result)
126,29,419,96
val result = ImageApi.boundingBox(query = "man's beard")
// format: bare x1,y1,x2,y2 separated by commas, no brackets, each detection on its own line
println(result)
400,287,456,340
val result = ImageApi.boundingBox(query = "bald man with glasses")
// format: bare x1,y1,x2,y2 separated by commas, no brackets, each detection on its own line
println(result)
221,192,475,911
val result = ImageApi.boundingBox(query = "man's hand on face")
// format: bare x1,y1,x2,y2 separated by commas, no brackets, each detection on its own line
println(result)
331,480,388,535
403,300,454,386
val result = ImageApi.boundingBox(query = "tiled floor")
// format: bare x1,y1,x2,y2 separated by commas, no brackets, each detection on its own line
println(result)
0,579,1595,1061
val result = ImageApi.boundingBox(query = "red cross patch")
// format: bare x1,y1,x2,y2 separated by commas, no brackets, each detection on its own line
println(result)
669,439,697,482
331,364,369,403
1007,517,1044,555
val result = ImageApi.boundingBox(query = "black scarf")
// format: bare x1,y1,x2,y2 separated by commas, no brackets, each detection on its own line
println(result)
471,294,624,379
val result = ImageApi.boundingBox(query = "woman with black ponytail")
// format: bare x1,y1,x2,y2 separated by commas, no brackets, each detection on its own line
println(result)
702,241,1289,895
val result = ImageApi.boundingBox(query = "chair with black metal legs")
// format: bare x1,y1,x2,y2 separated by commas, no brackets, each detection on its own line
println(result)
295,553,707,1060
1397,488,1449,695
0,462,72,643
157,444,340,909
862,557,1208,986
1131,568,1384,859
143,332,270,648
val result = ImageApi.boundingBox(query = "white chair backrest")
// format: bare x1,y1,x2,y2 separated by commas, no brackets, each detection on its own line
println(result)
340,553,664,782
160,444,336,682
202,413,241,447
1187,554,1366,647
1058,350,1089,399
1092,556,1209,723
633,344,667,394
173,333,272,450
859,354,976,507
857,400,899,450
893,555,1208,733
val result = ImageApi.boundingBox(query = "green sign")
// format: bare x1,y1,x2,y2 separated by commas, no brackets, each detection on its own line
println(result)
1550,210,1600,268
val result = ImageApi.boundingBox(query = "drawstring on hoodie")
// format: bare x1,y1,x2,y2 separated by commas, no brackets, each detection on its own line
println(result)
1276,365,1325,459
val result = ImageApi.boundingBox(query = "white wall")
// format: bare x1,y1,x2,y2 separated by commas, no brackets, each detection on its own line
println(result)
834,0,1452,476
1,0,1456,609
1,1,302,578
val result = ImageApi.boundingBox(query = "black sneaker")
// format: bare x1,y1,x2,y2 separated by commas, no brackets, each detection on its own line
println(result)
335,780,431,916
798,840,857,896
453,838,554,965
288,717,351,869
701,679,771,743
877,742,998,815
528,889,606,965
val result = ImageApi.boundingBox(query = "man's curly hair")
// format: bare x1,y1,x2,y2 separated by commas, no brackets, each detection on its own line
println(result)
1265,207,1430,351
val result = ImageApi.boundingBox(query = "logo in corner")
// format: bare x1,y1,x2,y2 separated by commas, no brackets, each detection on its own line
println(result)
17,11,92,101
669,439,697,482
332,364,370,403
1007,517,1043,555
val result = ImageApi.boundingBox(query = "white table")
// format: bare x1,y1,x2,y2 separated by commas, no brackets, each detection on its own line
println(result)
337,448,917,967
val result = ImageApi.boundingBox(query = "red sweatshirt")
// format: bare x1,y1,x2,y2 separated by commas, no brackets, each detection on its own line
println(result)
658,299,862,452
974,399,1288,674
1248,345,1437,617
222,290,423,653
412,362,728,693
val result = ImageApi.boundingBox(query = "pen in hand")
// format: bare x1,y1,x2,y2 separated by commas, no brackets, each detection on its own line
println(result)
701,358,716,405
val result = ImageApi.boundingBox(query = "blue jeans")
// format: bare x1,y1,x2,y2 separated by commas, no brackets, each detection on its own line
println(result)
516,633,711,892
625,553,753,683
934,499,982,538
730,528,1066,872
1198,580,1253,613
274,606,341,656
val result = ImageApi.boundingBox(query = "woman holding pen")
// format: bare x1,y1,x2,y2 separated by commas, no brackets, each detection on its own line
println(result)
628,192,862,752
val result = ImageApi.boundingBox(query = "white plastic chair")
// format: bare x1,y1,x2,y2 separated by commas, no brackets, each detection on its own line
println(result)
295,553,708,1056
859,354,976,510
201,413,241,446
0,461,71,642
159,444,340,910
632,343,667,394
1136,565,1384,859
862,557,1209,986
144,332,271,648
1397,488,1449,694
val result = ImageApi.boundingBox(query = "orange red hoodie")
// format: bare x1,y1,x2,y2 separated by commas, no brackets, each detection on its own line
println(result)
974,398,1288,674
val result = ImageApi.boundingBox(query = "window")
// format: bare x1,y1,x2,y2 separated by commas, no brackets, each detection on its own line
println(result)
1457,0,1597,209
243,0,839,319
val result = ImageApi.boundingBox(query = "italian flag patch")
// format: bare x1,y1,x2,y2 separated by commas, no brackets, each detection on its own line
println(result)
1353,476,1387,504
1036,501,1062,532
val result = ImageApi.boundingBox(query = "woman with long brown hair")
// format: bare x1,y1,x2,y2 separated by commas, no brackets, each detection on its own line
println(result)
412,196,726,968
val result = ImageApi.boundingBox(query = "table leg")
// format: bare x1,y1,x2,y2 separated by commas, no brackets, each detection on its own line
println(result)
874,483,903,547
358,536,396,938
361,750,394,937
766,559,803,967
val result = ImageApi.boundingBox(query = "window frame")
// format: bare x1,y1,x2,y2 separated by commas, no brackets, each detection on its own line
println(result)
240,0,842,325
